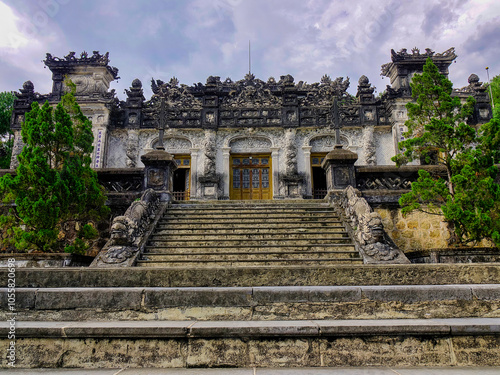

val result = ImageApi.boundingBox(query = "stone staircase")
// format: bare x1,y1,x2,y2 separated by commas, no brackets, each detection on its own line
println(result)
137,200,362,267
2,264,500,368
1,199,500,369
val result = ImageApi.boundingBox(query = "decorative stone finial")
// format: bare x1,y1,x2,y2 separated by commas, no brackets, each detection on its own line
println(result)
468,74,480,84
131,79,142,89
358,75,369,85
23,81,34,91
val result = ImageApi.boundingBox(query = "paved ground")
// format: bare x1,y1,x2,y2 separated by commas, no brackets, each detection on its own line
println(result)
2,368,500,374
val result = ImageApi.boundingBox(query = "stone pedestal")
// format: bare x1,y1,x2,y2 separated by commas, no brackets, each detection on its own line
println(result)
199,176,219,200
322,145,358,191
282,175,303,199
141,149,177,202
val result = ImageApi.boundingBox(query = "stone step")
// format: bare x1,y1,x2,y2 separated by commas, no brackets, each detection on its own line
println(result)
154,227,346,235
141,250,360,261
156,220,344,228
3,264,500,288
4,285,500,321
2,318,499,368
150,232,350,241
162,213,340,219
168,205,334,212
172,200,329,207
136,258,363,267
145,244,356,254
148,238,353,247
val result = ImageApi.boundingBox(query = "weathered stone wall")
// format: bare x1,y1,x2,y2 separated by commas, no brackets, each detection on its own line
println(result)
376,207,496,252
376,208,450,251
2,334,499,368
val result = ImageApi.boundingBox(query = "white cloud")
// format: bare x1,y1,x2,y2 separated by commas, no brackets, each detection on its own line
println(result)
1,0,499,97
0,2,29,50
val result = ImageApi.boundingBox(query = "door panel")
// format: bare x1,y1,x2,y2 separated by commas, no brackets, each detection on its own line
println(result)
230,155,272,200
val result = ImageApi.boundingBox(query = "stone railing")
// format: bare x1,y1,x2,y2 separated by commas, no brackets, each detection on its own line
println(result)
90,188,166,267
330,186,410,264
355,165,446,204
356,165,446,191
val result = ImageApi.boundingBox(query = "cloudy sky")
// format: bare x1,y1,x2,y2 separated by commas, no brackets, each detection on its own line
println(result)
0,0,499,99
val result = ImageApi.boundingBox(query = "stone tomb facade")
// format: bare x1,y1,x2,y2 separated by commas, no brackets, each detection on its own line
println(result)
10,48,491,200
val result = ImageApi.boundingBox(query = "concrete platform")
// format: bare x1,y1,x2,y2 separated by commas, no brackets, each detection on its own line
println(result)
2,264,500,288
3,367,500,374
2,318,500,338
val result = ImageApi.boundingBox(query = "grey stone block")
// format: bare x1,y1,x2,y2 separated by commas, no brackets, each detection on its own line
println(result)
316,319,451,336
307,286,362,302
446,318,500,335
143,287,253,308
471,285,500,300
362,285,473,303
252,286,361,303
0,288,36,309
63,321,190,338
189,320,320,338
34,288,144,310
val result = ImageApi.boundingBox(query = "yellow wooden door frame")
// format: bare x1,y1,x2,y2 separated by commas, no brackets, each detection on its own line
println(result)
230,154,272,200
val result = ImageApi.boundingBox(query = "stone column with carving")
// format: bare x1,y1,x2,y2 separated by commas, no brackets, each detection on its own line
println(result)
199,129,218,199
126,130,139,168
281,129,302,198
9,81,37,169
141,149,177,202
361,126,376,166
92,125,107,169
302,146,313,198
270,147,280,199
222,147,231,200
189,148,199,199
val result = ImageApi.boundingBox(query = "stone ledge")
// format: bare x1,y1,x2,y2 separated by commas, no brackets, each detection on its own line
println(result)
2,264,500,288
1,318,499,339
2,284,500,312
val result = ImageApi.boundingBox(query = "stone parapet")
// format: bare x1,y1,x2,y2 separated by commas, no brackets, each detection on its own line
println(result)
1,318,499,368
2,264,500,288
3,285,500,322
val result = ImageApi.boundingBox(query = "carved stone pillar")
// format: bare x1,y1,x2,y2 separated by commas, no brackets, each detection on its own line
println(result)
361,126,376,166
271,147,280,199
141,149,177,202
93,127,108,169
222,147,231,200
126,130,139,168
9,130,24,169
189,148,199,199
322,146,358,191
302,146,313,198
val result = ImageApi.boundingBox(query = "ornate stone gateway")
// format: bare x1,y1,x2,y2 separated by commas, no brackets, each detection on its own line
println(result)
9,48,492,201
310,153,327,199
172,155,191,201
230,154,272,200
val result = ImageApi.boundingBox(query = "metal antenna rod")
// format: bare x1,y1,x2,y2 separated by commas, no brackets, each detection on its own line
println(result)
333,98,341,148
249,40,251,75
157,97,166,150
486,67,495,110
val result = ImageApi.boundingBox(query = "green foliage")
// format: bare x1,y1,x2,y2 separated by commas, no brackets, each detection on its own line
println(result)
64,224,100,255
485,74,500,108
0,91,109,252
392,58,500,248
0,92,15,169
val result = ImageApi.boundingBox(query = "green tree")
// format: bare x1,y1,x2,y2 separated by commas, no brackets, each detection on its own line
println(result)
0,92,16,169
0,89,109,253
485,74,500,118
393,58,500,247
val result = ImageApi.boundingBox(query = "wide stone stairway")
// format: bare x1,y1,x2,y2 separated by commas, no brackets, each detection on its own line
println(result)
137,200,362,267
1,199,500,369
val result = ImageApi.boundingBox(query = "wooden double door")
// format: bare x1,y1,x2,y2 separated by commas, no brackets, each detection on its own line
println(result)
230,154,272,200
